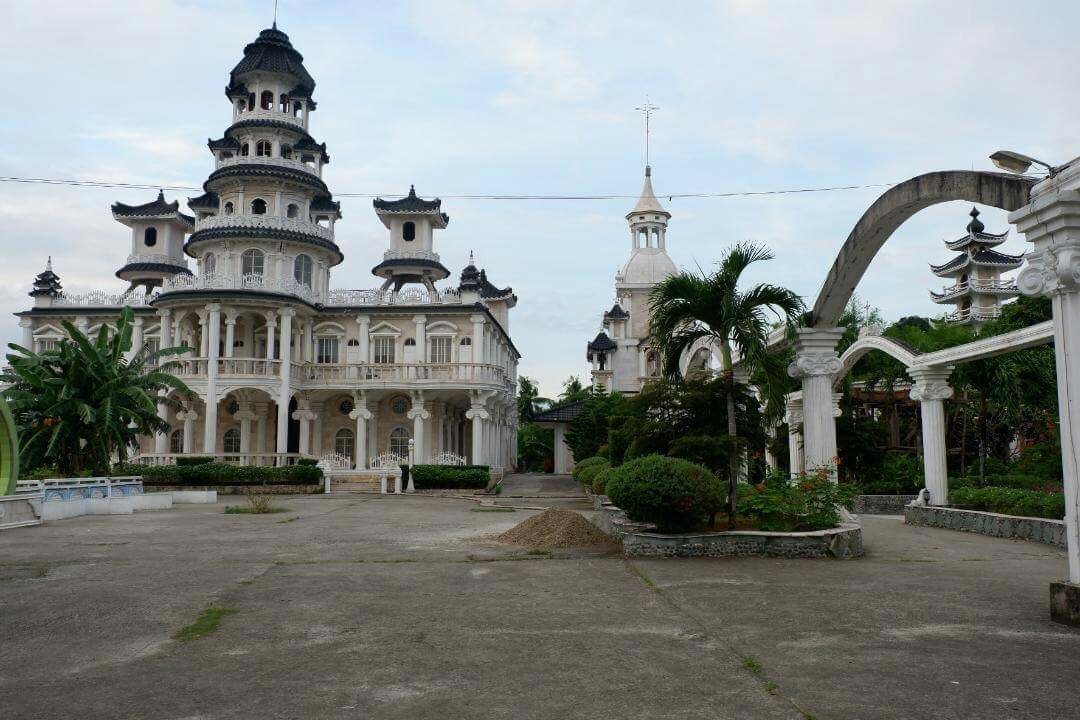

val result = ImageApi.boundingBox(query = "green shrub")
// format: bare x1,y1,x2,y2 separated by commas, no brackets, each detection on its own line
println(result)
860,453,923,495
666,434,728,472
952,473,1061,493
297,458,319,466
176,456,215,467
591,466,621,496
112,462,322,486
573,456,610,490
738,471,858,531
950,486,1065,519
605,454,724,533
410,465,490,489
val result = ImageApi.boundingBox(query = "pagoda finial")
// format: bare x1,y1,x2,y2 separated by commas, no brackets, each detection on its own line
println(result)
966,206,985,234
469,250,475,266
45,256,52,272
157,189,165,201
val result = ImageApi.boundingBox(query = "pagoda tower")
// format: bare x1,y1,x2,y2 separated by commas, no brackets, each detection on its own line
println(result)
371,186,451,292
111,190,193,294
930,207,1023,326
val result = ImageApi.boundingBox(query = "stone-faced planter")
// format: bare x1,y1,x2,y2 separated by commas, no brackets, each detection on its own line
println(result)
904,503,1065,547
854,494,917,515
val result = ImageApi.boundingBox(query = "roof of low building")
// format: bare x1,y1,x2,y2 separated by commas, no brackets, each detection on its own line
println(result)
530,400,586,424
112,191,195,226
230,25,316,95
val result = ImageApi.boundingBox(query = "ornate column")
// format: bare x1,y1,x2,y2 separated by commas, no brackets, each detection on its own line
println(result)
356,315,370,363
255,402,269,457
784,394,804,478
203,304,221,454
292,400,314,456
264,312,277,361
198,309,209,357
408,395,430,464
350,401,373,469
303,320,313,363
236,407,255,464
154,309,173,454
788,328,844,478
310,402,324,457
471,314,486,364
466,404,489,465
414,314,427,363
908,366,954,507
178,407,198,454
18,317,32,349
276,308,294,461
224,310,237,359
127,316,144,362
1011,172,1080,601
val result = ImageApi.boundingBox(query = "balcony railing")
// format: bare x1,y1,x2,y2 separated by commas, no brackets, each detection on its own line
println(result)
133,452,310,467
932,279,1018,302
193,214,334,242
170,358,507,387
233,107,305,129
943,307,1003,323
161,272,318,304
214,154,320,178
325,287,461,306
49,290,154,307
383,249,441,262
125,253,191,269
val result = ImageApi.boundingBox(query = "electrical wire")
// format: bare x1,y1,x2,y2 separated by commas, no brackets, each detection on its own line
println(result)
0,175,895,201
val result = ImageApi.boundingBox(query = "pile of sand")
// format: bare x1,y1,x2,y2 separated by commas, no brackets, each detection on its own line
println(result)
496,508,615,548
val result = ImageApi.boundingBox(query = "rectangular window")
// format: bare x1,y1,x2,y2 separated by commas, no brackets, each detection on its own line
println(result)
317,337,339,364
145,338,161,366
373,336,395,364
429,336,452,364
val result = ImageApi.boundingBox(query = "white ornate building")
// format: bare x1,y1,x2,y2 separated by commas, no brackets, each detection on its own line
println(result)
14,25,519,472
585,166,679,393
930,207,1023,325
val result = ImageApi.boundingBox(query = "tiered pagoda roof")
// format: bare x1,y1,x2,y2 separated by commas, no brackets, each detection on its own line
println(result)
112,190,195,226
29,258,62,298
603,302,629,321
374,186,450,228
227,25,316,96
930,208,1022,278
587,331,617,354
458,256,516,303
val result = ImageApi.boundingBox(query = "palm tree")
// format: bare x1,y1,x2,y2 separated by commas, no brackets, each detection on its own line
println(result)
649,242,804,528
1,307,191,475
517,376,552,422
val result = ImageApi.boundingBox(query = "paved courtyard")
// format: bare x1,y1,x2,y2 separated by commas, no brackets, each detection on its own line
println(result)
1,476,1077,719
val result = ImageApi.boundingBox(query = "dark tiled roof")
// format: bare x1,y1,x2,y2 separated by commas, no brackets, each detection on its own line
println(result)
604,303,629,320
370,258,450,278
30,260,62,297
226,118,314,137
477,269,514,300
116,262,193,278
293,136,329,163
587,331,617,352
310,196,340,213
208,136,241,151
205,164,328,194
931,248,1024,275
112,191,195,225
530,400,586,424
945,207,1009,250
187,192,220,210
374,186,447,222
230,26,316,95
186,227,343,264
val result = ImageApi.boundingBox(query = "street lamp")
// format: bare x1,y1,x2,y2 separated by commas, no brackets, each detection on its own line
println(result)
990,150,1062,177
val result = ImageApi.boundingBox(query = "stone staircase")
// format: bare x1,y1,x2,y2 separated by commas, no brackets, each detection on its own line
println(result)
330,473,384,494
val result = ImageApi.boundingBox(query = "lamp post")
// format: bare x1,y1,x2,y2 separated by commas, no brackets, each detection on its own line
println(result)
407,438,416,493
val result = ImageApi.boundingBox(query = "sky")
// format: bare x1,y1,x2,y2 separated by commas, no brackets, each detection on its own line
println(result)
1,0,1078,400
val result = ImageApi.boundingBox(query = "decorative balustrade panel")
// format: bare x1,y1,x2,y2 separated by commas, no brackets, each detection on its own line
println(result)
233,107,305,128
318,452,353,471
299,363,506,386
429,452,466,466
125,253,191,269
194,213,334,241
51,290,155,307
215,154,320,177
325,287,461,306
217,358,281,377
370,452,406,471
383,249,441,262
162,271,318,304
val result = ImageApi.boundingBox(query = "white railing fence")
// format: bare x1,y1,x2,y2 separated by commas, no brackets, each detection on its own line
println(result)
429,452,467,466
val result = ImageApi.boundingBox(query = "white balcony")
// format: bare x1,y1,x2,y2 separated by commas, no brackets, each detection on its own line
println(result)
194,214,334,242
233,107,305,129
170,358,507,389
49,290,154,308
160,272,318,304
214,153,321,178
383,249,441,262
325,287,461,306
942,307,1003,323
125,253,190,269
932,279,1019,303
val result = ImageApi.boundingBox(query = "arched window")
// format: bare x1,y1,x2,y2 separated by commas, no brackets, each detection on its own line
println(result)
143,227,157,247
460,337,472,346
281,144,292,159
402,221,416,242
286,203,299,218
279,93,289,112
169,428,184,454
260,90,274,110
390,427,411,457
242,249,265,277
256,140,272,157
335,428,355,460
247,93,255,110
223,201,234,215
204,253,216,275
404,338,416,347
251,198,267,215
294,254,313,287
223,428,241,454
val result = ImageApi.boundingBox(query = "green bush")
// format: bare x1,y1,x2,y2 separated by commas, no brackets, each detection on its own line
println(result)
176,456,215,467
666,434,728,472
572,456,610,490
112,462,322,486
952,473,1062,493
605,454,724,533
410,465,491,489
950,486,1065,519
738,471,858,531
860,453,923,495
591,466,621,495
297,458,319,466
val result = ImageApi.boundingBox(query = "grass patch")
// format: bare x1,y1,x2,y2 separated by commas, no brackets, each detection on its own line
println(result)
470,506,516,513
628,563,661,593
526,548,553,556
742,655,764,675
225,505,290,514
173,606,236,642
764,681,778,695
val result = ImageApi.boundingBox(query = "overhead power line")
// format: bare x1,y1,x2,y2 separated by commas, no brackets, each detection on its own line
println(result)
0,175,895,201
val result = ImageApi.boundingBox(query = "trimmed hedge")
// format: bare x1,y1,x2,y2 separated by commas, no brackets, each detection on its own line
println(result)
605,454,724,533
409,464,491,489
950,486,1065,520
176,456,215,467
573,456,610,490
113,462,323,486
591,466,620,495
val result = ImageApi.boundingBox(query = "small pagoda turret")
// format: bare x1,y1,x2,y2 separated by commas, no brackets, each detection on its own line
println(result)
28,258,63,307
930,207,1023,326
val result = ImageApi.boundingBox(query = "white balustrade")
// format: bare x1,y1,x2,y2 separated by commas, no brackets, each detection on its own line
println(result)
161,271,318,304
934,279,1018,300
430,451,466,466
233,107,304,128
383,249,441,262
132,452,309,467
942,307,1003,323
51,289,155,307
215,153,320,178
325,287,461,306
125,253,191,269
371,452,406,471
194,214,334,242
299,362,506,386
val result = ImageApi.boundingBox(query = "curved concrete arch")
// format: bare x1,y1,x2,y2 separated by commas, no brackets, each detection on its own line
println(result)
832,334,919,388
811,171,1036,328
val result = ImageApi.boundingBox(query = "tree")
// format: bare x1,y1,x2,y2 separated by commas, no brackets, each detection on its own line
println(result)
559,375,590,405
1,307,191,475
517,376,551,422
649,242,804,528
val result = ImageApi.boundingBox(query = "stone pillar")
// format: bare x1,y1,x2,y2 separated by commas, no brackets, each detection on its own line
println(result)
198,310,209,357
18,318,32,349
356,315,370,363
350,404,372,469
127,316,144,362
1011,174,1080,594
908,366,954,507
236,408,255,464
154,309,173,454
276,308,294,461
467,405,489,465
311,402,324,457
788,328,844,478
784,394,804,478
224,311,237,358
414,314,426,363
179,408,197,454
408,398,430,464
255,403,268,457
203,304,221,454
293,401,314,457
265,313,277,361
303,320,313,363
471,315,485,364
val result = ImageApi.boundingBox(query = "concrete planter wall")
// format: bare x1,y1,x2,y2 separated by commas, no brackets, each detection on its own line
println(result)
904,504,1065,548
584,488,863,559
146,484,320,496
854,494,917,515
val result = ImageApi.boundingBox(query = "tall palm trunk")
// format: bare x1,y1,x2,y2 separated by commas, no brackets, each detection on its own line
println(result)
721,342,738,530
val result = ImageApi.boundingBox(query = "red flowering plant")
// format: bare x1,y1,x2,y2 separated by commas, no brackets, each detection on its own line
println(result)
737,465,857,532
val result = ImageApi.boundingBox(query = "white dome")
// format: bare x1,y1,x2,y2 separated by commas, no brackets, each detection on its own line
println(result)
619,247,677,286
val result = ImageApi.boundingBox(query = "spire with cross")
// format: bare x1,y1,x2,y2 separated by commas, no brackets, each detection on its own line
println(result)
635,96,659,169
